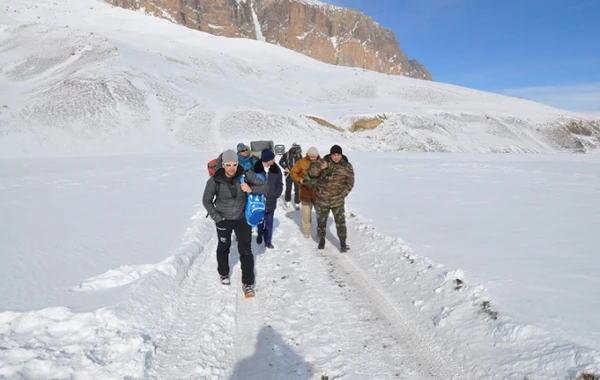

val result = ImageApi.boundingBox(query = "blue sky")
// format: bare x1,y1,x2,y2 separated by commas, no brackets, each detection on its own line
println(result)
321,0,600,113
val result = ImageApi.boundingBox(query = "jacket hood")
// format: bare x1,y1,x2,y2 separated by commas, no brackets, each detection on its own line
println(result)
254,160,282,175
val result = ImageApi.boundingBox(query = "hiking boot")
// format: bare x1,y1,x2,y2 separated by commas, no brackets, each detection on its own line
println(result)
256,235,263,245
285,202,291,208
340,239,350,253
304,233,310,239
295,203,301,210
220,275,231,285
318,238,325,250
266,244,274,249
242,284,255,298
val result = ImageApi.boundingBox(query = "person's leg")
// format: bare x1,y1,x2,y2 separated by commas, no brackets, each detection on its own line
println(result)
301,201,312,236
263,211,275,246
331,205,347,240
256,219,264,244
332,205,349,251
233,220,255,285
215,220,234,276
316,205,331,238
293,181,300,205
285,175,293,203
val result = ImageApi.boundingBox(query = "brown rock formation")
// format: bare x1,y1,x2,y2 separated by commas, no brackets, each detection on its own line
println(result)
105,0,432,80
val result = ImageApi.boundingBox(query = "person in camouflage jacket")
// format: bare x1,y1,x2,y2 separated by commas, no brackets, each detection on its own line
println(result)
306,144,355,252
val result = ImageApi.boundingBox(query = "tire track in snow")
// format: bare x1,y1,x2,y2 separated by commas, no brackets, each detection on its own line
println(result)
232,285,261,373
148,222,239,380
318,218,470,380
251,207,430,379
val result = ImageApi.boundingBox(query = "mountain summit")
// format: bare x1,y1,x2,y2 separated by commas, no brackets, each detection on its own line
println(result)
105,0,432,80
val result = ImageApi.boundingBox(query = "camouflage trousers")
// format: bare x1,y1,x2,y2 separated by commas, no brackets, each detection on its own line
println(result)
316,204,347,239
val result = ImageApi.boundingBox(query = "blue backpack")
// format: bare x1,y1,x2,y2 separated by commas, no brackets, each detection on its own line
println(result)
240,174,266,227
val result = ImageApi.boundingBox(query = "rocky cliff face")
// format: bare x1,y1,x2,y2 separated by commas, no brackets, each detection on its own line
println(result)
105,0,432,80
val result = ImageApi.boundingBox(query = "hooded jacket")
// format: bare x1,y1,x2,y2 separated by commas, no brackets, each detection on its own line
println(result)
202,166,268,223
253,160,284,212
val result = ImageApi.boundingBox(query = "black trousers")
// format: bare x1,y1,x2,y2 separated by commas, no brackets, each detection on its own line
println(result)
216,219,254,285
285,174,299,204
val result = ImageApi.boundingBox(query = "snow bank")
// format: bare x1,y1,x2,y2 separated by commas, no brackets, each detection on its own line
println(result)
343,213,600,378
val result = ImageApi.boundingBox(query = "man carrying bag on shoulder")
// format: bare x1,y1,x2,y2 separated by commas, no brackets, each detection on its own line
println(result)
202,149,267,298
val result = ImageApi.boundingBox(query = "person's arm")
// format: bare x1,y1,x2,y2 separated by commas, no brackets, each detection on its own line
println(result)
342,163,355,198
202,178,224,223
274,172,284,198
307,159,323,178
243,171,268,194
279,153,287,168
290,161,303,183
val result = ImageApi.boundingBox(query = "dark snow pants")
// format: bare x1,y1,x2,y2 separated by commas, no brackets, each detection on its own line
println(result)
216,219,254,285
284,175,299,204
257,210,275,246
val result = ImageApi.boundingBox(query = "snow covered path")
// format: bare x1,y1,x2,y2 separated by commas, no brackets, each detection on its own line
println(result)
140,205,465,380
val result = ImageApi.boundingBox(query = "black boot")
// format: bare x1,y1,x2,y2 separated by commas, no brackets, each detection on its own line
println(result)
340,239,350,253
318,238,325,250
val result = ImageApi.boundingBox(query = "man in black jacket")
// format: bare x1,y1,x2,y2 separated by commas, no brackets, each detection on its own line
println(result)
279,143,302,209
202,149,268,297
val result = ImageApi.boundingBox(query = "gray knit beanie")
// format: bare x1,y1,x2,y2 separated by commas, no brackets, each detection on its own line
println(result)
306,146,319,157
222,149,238,163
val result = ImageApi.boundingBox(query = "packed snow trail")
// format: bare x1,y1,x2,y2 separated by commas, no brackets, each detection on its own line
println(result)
145,201,468,380
146,232,238,380
318,235,468,378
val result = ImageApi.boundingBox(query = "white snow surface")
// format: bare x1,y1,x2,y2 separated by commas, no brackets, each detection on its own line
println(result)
1,153,600,379
2,0,600,379
0,0,598,159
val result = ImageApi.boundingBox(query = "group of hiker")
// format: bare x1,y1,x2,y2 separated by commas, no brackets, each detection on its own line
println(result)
202,142,355,297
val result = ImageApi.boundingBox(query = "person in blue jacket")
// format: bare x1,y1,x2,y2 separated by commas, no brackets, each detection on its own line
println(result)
237,143,257,171
253,149,283,249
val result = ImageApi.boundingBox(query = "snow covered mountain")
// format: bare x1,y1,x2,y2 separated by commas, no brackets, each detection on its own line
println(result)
0,0,599,158
105,0,432,79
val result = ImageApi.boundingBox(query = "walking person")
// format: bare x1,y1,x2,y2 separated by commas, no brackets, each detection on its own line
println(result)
279,143,302,209
306,145,355,252
253,149,284,249
290,146,320,238
237,143,257,171
202,149,268,297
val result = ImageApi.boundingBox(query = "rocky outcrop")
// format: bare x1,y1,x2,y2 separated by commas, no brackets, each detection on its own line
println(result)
105,0,431,80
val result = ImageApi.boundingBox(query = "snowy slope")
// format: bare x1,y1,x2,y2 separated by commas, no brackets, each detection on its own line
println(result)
1,0,599,158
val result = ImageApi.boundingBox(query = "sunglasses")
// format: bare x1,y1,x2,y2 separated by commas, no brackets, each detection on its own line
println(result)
224,163,238,168
240,149,248,153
